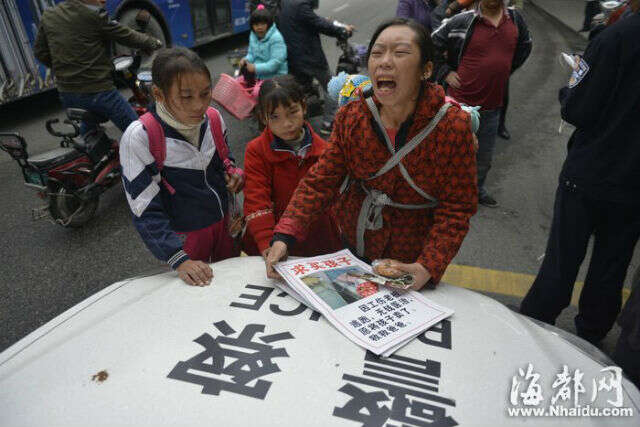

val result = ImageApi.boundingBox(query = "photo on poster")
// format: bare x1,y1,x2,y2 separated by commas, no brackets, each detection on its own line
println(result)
301,267,381,309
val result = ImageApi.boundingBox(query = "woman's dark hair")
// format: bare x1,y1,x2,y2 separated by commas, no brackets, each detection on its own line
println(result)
257,75,305,120
249,6,274,28
151,47,211,93
367,18,435,67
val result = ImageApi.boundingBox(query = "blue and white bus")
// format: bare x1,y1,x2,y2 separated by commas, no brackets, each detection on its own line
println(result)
0,0,250,106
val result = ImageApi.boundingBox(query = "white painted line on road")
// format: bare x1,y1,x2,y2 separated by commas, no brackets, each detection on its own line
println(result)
333,3,349,13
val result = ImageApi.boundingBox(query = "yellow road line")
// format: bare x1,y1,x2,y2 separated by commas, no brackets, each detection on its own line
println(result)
243,252,631,305
443,264,631,306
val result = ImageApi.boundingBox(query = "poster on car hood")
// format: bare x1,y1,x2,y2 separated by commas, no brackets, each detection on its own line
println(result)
274,249,454,356
0,256,638,426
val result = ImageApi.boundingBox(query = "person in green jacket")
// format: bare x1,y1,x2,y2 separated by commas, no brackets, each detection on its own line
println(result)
34,0,162,134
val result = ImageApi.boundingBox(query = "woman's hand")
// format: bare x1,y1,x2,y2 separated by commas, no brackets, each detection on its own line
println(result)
225,172,244,193
238,58,248,68
246,62,256,73
445,71,461,89
176,260,213,286
265,241,288,279
374,259,432,291
261,247,270,259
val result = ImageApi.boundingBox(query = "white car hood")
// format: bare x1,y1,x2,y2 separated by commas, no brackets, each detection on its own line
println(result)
1,256,638,426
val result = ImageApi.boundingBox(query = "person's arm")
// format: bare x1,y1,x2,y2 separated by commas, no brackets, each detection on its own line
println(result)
396,0,414,19
243,142,276,254
273,109,350,243
560,34,619,129
33,22,52,67
297,1,347,38
431,18,454,84
416,110,477,284
511,10,533,72
120,122,190,269
244,36,256,64
96,10,160,51
254,33,287,76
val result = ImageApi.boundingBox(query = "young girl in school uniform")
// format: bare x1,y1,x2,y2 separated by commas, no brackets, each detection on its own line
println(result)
120,47,244,286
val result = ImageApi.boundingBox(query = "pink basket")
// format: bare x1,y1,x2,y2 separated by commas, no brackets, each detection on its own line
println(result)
212,73,259,120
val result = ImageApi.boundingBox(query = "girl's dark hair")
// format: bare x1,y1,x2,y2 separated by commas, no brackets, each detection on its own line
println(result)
151,47,211,93
367,18,435,67
250,6,274,28
257,75,305,120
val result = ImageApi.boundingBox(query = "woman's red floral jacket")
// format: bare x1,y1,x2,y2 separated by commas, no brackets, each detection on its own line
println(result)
274,83,478,284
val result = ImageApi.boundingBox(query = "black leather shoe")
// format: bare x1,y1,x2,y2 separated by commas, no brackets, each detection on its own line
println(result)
498,127,511,140
479,194,499,208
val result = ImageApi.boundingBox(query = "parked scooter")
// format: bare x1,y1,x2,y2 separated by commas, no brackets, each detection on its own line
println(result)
0,13,152,228
0,110,121,227
333,20,367,75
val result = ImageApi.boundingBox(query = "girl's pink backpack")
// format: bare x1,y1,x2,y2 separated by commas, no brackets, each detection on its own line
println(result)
138,106,242,195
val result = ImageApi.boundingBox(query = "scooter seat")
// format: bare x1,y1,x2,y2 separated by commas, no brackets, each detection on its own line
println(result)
27,147,82,170
66,108,109,125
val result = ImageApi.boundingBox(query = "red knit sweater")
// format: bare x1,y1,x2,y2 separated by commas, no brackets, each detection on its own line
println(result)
275,83,478,284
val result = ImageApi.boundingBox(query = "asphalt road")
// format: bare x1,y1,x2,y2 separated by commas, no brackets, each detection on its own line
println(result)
0,0,637,357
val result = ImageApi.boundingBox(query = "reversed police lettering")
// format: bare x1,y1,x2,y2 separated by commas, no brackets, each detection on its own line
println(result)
418,319,452,350
333,352,457,426
230,283,321,321
167,320,294,400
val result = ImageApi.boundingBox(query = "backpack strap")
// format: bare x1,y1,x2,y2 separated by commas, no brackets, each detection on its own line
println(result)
139,112,176,195
205,107,244,179
365,97,450,204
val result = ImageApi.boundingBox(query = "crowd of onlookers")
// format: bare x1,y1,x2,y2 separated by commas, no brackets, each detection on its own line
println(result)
33,0,640,389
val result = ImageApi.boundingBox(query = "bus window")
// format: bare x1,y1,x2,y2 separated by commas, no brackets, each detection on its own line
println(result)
190,0,233,44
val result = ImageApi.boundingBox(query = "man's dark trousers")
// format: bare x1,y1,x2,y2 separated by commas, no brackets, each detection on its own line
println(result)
521,179,640,343
58,89,138,135
290,67,337,126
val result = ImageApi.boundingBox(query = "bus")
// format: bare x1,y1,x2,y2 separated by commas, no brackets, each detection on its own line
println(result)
0,0,250,106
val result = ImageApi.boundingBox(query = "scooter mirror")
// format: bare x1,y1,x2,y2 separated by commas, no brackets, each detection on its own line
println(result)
601,1,623,12
113,56,134,71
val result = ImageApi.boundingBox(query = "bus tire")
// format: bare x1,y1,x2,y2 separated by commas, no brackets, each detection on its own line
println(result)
115,8,168,66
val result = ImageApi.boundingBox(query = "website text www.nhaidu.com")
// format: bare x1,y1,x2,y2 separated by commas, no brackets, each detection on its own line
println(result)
507,405,635,417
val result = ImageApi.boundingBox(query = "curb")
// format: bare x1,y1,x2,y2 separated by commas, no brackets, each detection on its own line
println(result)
526,0,588,41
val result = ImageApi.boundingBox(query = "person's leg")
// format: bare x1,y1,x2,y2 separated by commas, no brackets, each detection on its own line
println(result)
498,79,510,140
575,202,640,343
613,276,640,390
58,91,95,135
290,68,314,94
475,109,500,205
520,183,596,325
314,68,338,135
90,89,139,133
182,226,212,262
209,218,240,262
613,328,640,390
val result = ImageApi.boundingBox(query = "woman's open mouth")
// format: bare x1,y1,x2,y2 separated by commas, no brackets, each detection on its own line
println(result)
375,77,397,96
